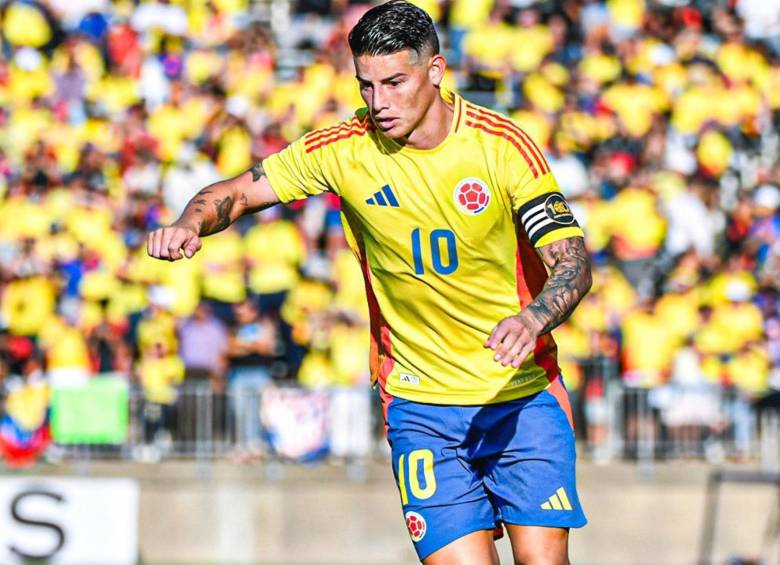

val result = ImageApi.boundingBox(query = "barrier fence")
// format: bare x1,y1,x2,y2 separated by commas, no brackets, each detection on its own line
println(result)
42,381,374,464
1,365,778,469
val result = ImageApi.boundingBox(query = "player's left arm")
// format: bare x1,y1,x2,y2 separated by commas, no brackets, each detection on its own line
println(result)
485,236,592,367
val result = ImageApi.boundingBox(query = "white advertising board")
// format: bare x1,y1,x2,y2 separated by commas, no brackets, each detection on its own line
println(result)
0,477,138,565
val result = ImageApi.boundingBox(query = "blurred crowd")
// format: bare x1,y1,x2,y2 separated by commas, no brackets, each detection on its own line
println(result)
0,0,779,459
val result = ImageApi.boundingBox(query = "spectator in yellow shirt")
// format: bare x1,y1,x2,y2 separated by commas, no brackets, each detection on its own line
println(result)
621,300,679,388
244,208,305,318
609,184,667,297
136,340,184,457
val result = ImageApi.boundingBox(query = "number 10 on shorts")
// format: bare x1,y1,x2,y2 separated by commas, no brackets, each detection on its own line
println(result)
397,449,437,504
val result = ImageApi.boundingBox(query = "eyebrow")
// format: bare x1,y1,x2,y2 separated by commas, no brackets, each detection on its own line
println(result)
356,72,407,84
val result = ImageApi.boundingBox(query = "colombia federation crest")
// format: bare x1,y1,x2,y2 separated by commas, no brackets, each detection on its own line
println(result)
405,511,427,542
454,178,491,215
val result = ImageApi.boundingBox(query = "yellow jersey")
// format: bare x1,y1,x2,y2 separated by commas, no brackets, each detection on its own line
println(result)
264,90,583,405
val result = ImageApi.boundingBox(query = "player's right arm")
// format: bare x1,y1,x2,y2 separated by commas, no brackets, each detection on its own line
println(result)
148,116,344,261
147,162,279,261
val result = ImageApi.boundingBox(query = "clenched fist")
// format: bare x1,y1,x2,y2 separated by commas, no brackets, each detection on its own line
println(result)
147,223,202,261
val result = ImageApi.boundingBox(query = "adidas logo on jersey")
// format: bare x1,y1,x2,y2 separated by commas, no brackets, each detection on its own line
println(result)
540,487,573,511
366,185,400,207
399,372,420,385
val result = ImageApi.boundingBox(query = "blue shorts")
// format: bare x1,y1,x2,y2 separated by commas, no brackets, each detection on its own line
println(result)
386,377,587,561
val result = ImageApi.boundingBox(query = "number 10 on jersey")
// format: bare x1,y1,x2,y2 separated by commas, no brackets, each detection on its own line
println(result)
411,228,459,275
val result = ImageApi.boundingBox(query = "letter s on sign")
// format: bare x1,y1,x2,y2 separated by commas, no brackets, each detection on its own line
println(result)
9,490,66,561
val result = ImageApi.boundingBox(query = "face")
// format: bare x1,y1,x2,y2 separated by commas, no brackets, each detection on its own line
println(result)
354,49,445,140
233,300,257,324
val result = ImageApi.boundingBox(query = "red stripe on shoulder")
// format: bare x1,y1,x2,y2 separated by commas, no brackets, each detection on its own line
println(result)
467,108,548,175
466,119,540,178
467,106,549,174
305,124,373,153
468,105,548,169
304,119,356,144
305,115,369,145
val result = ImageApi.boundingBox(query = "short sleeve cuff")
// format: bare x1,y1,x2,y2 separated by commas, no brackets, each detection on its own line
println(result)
262,154,303,204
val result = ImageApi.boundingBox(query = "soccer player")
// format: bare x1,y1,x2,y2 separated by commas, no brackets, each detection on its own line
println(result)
147,2,591,563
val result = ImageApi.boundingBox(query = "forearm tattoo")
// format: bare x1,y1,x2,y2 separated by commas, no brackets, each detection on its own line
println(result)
525,237,592,335
194,193,234,235
178,162,269,236
211,196,234,232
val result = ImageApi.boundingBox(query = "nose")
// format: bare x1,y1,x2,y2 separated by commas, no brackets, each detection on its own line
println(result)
371,85,388,115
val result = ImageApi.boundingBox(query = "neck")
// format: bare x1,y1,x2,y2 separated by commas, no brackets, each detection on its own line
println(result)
401,90,454,150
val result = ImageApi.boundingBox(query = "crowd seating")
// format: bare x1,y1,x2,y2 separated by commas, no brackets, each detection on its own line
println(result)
0,0,778,465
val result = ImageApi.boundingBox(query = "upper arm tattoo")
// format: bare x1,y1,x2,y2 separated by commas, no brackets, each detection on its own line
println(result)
250,162,265,182
243,162,278,215
525,237,592,335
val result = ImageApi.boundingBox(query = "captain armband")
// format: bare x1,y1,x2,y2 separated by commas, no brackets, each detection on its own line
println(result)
518,192,580,246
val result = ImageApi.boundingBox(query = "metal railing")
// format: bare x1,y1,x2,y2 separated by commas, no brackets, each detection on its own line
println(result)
574,362,780,471
1,370,778,468
48,381,378,464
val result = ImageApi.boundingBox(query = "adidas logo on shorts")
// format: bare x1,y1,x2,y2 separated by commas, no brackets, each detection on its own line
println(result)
540,487,573,511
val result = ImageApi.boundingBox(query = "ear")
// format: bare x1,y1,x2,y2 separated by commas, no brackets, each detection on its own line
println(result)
428,54,446,87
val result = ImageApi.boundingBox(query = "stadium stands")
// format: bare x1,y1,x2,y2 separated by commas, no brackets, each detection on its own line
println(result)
0,0,778,466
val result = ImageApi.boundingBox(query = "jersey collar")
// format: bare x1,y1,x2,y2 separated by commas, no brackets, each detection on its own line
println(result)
376,88,463,155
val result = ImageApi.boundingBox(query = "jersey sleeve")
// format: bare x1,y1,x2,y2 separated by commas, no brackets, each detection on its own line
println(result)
262,136,335,203
504,143,584,248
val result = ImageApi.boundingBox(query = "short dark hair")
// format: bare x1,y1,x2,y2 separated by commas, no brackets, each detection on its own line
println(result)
348,0,439,60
